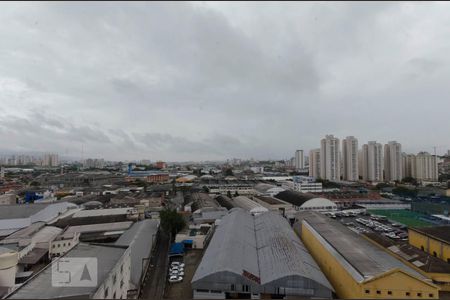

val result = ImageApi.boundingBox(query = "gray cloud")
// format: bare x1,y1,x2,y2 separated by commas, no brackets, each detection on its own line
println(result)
0,2,450,161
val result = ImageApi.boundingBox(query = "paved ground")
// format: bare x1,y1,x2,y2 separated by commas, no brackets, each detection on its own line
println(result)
140,232,170,300
166,250,203,300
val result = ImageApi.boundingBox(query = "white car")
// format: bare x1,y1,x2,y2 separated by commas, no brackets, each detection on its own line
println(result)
168,275,183,283
171,262,185,268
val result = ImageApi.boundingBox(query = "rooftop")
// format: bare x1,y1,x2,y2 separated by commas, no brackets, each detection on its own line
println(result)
114,219,159,287
192,208,332,292
8,243,127,299
297,211,427,282
409,226,450,244
274,190,315,207
62,221,133,239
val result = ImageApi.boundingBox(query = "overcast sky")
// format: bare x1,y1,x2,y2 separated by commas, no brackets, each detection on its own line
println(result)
0,2,449,162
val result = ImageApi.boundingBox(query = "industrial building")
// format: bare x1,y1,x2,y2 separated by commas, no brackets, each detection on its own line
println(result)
232,196,268,214
0,202,74,233
59,221,133,242
295,211,439,299
8,243,131,299
114,219,159,297
191,208,334,299
408,226,450,263
365,232,450,293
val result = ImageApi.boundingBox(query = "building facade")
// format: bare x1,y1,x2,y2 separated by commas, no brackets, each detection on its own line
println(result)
384,141,402,182
320,135,340,181
342,136,359,181
362,141,384,182
309,149,321,178
415,152,438,182
295,150,304,170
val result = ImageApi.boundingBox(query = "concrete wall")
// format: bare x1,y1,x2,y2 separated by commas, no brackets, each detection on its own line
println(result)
409,229,450,263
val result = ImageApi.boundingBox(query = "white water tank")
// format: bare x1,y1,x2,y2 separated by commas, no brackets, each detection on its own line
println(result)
0,247,18,288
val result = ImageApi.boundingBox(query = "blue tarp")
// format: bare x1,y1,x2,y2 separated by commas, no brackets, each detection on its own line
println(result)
169,242,185,255
182,240,193,245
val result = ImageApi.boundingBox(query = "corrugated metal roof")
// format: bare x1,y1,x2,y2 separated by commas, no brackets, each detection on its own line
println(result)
192,208,332,291
72,207,135,218
233,196,267,212
9,243,127,299
114,219,159,287
62,221,133,238
192,208,259,283
298,211,427,282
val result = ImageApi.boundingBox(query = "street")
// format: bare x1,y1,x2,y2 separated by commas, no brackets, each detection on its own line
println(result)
140,232,170,300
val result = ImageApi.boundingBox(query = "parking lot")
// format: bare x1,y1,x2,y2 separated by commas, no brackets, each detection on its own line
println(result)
325,211,410,241
166,250,203,299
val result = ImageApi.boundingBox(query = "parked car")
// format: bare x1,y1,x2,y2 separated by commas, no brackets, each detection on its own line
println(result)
168,275,183,283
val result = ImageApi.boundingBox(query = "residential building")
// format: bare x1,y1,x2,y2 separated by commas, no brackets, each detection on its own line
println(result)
416,152,438,182
42,154,59,167
366,144,383,181
155,161,166,169
294,150,304,170
404,154,417,178
295,211,439,299
384,141,402,182
309,149,320,178
342,136,359,181
320,135,340,181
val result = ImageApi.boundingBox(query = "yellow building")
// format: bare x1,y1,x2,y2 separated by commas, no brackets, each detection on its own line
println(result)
295,212,439,299
409,226,450,263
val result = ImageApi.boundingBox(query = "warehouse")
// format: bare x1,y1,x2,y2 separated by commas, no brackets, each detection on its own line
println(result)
191,208,333,299
232,196,268,214
8,243,131,299
295,211,439,299
408,226,450,263
114,219,159,297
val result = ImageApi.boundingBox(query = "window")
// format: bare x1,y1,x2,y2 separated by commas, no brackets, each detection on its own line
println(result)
376,290,381,295
113,292,116,299
417,293,422,297
113,274,117,284
421,246,425,251
365,290,370,294
68,242,71,246
429,294,434,298
120,264,123,274
104,288,109,298
388,291,392,295
447,258,450,263
433,251,437,257
231,284,235,291
406,292,410,296
120,280,124,288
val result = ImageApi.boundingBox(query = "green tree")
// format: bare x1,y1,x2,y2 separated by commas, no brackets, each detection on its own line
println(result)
224,168,234,176
375,182,392,190
160,209,186,238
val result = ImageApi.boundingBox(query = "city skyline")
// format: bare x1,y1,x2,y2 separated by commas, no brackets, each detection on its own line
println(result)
1,2,450,161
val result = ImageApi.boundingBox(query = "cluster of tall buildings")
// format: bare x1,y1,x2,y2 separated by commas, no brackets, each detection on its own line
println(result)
0,153,59,167
305,135,438,183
